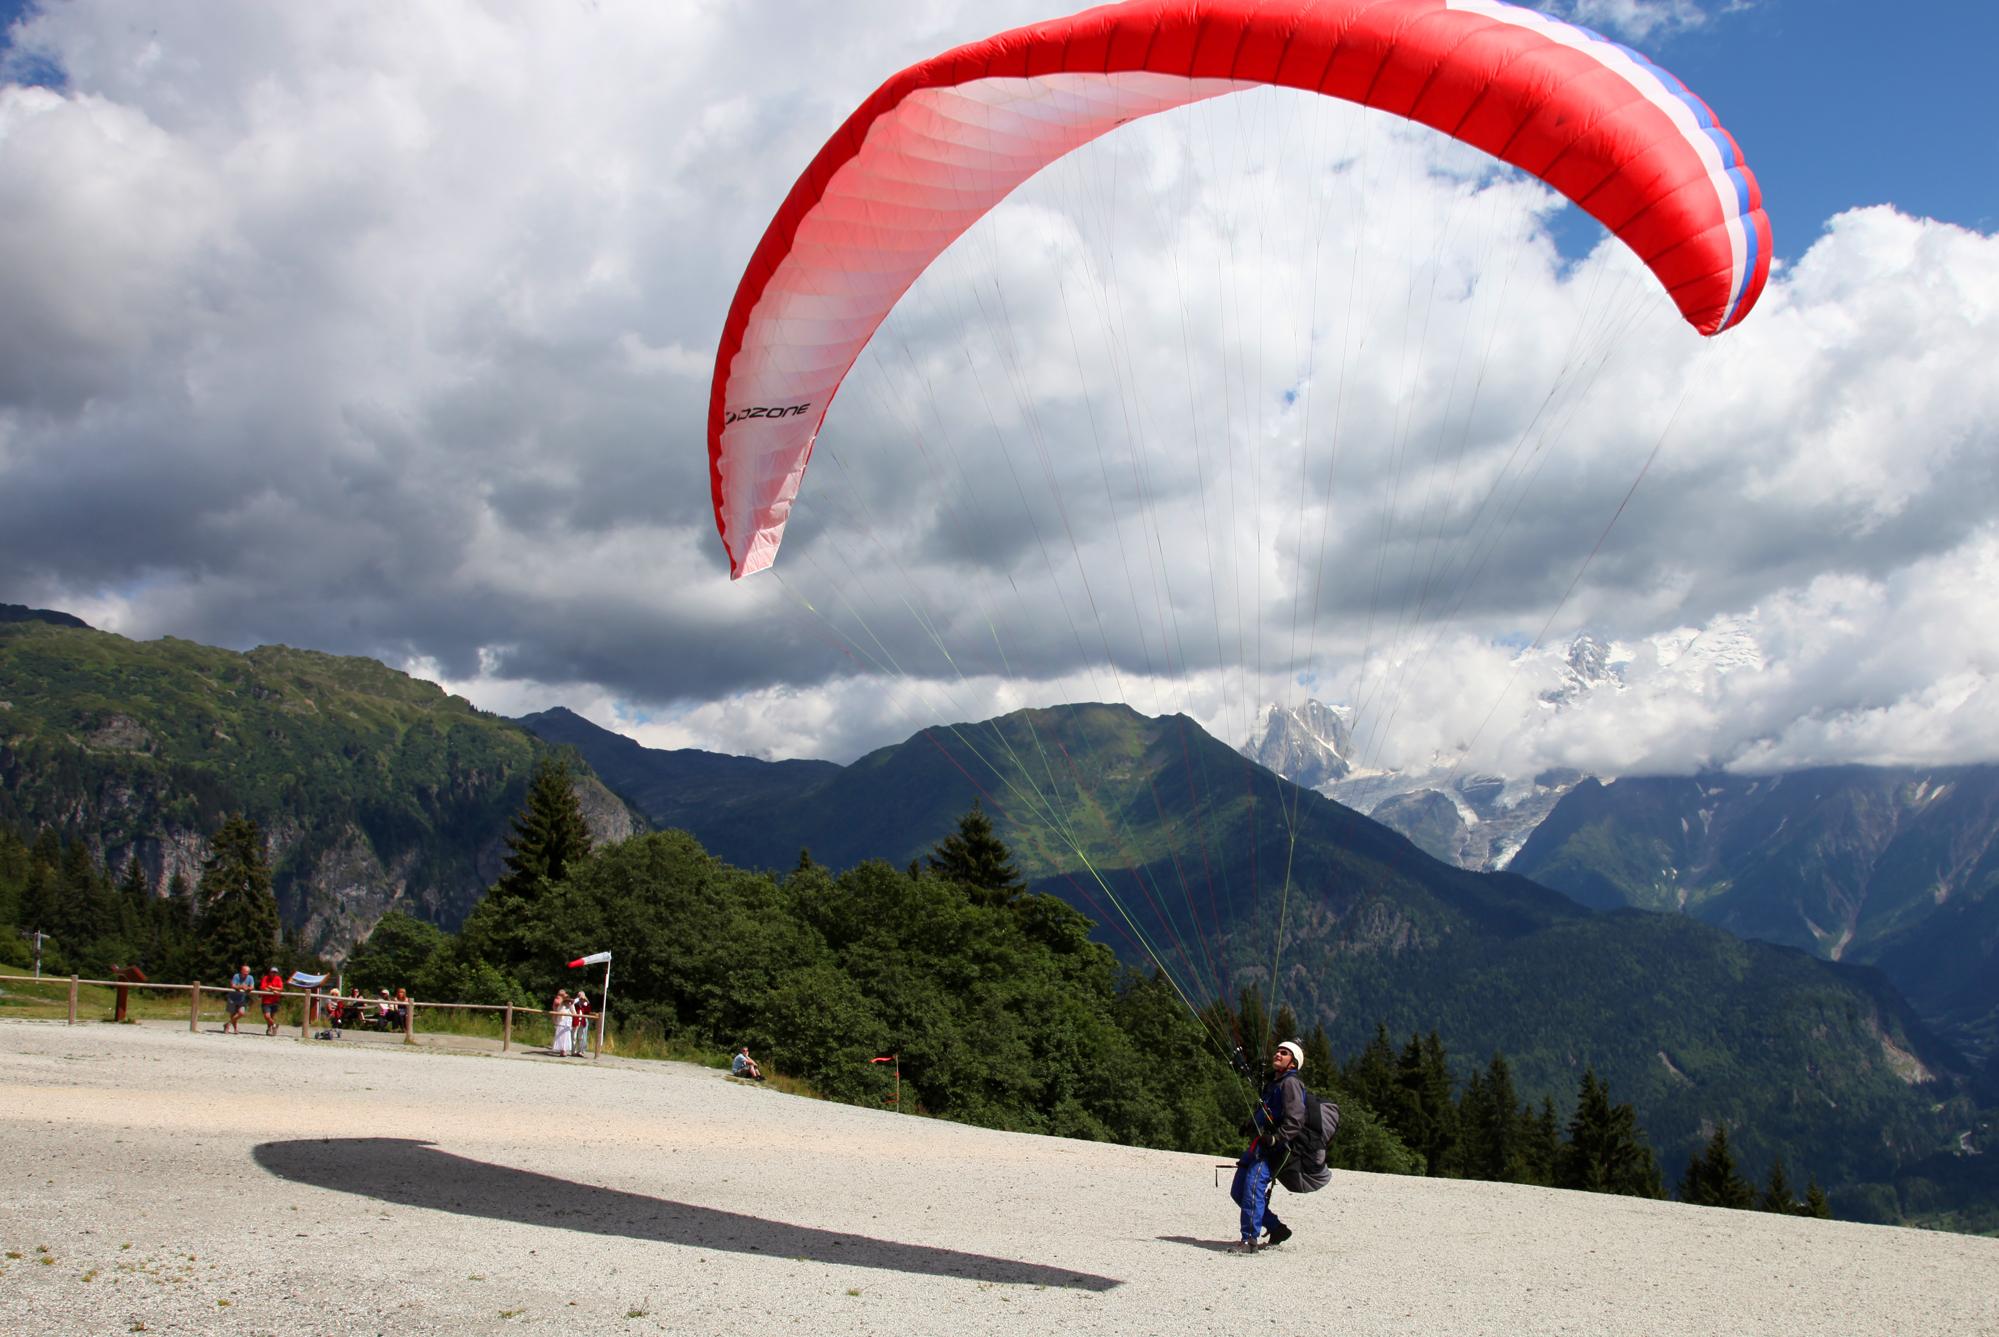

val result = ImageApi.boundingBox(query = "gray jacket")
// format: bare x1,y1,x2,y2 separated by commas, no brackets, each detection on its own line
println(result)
1252,1068,1307,1157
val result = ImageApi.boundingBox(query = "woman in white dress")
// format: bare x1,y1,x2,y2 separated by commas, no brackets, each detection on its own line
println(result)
551,990,574,1057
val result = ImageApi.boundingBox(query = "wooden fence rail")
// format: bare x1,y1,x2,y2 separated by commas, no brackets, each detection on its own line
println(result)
0,973,607,1058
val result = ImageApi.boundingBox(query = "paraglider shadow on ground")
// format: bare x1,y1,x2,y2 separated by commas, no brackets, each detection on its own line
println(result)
253,1138,1119,1291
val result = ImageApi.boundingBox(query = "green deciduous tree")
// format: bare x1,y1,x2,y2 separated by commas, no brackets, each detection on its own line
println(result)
346,911,448,993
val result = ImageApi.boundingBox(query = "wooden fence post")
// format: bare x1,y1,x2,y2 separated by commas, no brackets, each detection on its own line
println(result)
404,999,415,1044
502,1004,512,1053
300,993,309,1041
67,975,79,1026
189,982,201,1033
593,1008,604,1058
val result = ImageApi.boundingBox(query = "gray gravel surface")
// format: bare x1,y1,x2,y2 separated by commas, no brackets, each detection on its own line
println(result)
2,1019,1994,1335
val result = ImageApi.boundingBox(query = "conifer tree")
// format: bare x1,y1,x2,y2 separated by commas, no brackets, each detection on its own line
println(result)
196,814,280,980
1235,987,1272,1065
1759,1157,1798,1214
1678,1125,1755,1209
119,854,148,903
18,857,59,940
1461,1053,1526,1182
1802,1178,1832,1219
498,757,593,897
1521,1096,1562,1187
115,854,149,949
1301,1023,1336,1079
1273,1003,1300,1046
165,869,192,922
927,801,1026,907
152,869,196,977
1558,1067,1664,1198
1391,1031,1461,1177
1344,1022,1399,1114
465,756,593,971
57,837,114,951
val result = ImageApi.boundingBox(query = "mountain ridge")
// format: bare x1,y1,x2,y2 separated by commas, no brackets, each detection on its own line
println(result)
0,620,638,954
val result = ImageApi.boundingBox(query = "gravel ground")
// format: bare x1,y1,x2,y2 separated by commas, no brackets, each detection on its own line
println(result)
1,1019,1994,1336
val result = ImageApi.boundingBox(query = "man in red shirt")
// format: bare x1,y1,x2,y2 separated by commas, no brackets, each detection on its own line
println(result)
258,967,286,1036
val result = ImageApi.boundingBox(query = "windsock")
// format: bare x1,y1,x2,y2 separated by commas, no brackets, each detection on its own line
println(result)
568,951,613,967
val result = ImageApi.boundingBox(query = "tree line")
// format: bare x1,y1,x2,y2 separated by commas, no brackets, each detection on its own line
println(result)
0,815,309,983
0,759,1828,1217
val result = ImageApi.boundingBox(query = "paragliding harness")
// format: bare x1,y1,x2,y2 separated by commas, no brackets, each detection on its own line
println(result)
1275,1087,1340,1194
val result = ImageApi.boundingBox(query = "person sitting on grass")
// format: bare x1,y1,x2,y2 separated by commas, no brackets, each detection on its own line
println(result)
732,1047,764,1081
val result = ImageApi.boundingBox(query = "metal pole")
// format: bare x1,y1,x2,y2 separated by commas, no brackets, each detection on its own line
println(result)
593,960,612,1059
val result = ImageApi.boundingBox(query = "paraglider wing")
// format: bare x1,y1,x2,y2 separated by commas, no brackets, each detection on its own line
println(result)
708,0,1771,578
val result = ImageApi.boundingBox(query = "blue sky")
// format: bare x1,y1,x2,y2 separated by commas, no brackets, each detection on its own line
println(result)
1645,0,1999,238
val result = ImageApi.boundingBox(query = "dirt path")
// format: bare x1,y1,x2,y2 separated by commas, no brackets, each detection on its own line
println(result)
1,1020,1993,1335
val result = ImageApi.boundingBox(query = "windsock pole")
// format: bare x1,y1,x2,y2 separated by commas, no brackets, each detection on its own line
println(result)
871,1054,900,1111
568,951,613,1059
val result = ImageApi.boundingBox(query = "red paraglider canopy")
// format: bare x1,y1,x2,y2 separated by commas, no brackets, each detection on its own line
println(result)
708,0,1771,579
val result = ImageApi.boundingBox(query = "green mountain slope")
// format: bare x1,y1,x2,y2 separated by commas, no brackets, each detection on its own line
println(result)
516,706,839,831
1510,769,1999,1073
540,700,1985,1222
0,621,638,952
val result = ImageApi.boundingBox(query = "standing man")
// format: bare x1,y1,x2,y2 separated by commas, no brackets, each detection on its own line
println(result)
257,965,286,1036
226,963,254,1035
1229,1040,1307,1253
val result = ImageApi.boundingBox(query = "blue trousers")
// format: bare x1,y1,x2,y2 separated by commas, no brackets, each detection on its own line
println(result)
1230,1153,1285,1243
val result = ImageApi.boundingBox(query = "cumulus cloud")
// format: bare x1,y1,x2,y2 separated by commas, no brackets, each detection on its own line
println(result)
2,1,1995,781
1555,0,1734,41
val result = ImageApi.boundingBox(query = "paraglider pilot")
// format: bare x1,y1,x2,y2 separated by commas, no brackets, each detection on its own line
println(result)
1230,1040,1306,1252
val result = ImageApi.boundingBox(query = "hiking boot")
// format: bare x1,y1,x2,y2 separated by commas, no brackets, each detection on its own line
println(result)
1262,1221,1293,1248
1229,1237,1260,1255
